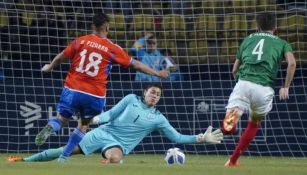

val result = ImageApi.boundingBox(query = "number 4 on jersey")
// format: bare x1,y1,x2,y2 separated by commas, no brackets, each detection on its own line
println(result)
252,39,265,60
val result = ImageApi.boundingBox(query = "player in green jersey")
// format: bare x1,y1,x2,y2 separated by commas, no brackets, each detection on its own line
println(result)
223,13,296,167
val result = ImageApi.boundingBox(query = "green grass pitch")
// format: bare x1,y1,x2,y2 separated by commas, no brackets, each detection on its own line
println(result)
0,154,306,175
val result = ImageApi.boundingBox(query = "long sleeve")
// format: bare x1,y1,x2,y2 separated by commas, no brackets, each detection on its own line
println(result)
157,117,197,144
97,94,134,123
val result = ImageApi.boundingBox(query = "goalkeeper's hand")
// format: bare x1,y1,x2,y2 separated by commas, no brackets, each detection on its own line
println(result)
196,126,223,144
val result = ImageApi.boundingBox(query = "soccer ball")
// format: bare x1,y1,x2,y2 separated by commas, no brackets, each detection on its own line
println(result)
161,57,175,69
164,147,185,165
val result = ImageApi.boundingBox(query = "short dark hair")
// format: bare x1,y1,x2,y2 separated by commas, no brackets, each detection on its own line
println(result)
256,13,276,31
92,13,109,28
146,35,156,44
144,83,163,92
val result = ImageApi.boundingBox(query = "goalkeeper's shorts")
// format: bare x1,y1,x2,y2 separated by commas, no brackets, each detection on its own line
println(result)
79,127,124,156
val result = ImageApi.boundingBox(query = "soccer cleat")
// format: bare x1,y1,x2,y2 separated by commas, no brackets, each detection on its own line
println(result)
100,159,110,164
35,125,53,146
6,156,23,162
222,111,238,134
57,155,69,163
224,159,240,167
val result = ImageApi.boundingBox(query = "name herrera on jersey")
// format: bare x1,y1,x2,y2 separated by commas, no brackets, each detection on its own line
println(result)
86,41,108,52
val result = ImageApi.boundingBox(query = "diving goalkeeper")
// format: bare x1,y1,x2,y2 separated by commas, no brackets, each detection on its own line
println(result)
7,83,223,163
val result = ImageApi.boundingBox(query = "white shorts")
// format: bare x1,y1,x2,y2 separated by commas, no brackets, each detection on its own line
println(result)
226,80,274,115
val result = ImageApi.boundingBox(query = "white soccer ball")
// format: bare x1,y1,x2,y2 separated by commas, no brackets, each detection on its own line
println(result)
164,147,185,165
161,57,175,69
197,101,209,112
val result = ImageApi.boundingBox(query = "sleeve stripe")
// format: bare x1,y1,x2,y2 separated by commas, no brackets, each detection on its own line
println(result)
129,57,134,66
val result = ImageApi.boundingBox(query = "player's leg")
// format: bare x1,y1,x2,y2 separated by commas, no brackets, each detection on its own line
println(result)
35,88,74,146
35,116,68,146
101,146,124,164
78,126,122,163
223,80,249,134
58,118,91,162
225,112,263,167
25,147,65,162
7,147,64,162
58,95,105,162
7,146,83,162
225,83,274,167
223,107,244,134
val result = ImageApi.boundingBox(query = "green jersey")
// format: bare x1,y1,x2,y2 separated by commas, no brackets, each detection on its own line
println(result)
236,32,292,87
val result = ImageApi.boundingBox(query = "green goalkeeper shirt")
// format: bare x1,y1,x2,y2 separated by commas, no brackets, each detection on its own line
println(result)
236,32,293,87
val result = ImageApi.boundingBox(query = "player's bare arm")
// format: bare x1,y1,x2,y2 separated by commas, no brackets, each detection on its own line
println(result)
131,59,170,79
232,59,241,80
279,52,296,100
41,52,67,72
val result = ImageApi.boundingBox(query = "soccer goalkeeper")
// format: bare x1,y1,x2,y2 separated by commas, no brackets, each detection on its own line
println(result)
222,13,296,167
7,83,223,164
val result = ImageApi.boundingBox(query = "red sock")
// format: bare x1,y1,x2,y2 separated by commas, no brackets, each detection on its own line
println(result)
230,121,260,163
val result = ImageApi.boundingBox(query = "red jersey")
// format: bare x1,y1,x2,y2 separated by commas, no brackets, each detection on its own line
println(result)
63,34,133,97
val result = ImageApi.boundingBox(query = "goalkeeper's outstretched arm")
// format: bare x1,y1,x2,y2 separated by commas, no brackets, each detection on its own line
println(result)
159,119,223,144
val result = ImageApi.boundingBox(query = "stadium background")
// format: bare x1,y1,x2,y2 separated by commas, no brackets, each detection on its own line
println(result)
0,0,306,157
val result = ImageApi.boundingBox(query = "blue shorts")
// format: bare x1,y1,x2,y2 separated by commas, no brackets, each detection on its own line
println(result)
78,127,123,156
57,88,105,119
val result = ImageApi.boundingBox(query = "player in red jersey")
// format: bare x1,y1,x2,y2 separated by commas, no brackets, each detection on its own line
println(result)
35,13,170,163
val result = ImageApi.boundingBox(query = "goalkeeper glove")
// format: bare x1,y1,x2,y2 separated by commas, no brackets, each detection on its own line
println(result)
196,126,223,144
